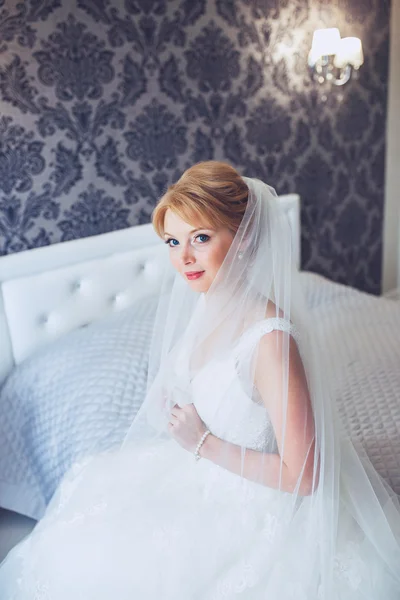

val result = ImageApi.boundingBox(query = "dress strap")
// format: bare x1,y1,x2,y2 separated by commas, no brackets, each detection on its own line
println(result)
254,317,300,344
233,318,300,361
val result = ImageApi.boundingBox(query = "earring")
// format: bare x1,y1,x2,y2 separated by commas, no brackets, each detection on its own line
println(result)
238,251,243,260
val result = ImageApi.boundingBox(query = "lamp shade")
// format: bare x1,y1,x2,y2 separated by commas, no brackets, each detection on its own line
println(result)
309,28,341,64
334,37,364,69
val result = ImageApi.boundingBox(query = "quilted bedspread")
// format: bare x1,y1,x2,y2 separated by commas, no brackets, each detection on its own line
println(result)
0,299,156,519
303,273,400,496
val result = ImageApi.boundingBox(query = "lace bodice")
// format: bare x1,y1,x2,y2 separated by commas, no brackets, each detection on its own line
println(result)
190,318,299,452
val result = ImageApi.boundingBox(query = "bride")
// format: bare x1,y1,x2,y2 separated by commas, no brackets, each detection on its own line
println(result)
0,161,399,598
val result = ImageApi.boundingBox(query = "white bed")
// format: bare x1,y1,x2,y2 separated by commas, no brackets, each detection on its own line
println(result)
1,192,400,566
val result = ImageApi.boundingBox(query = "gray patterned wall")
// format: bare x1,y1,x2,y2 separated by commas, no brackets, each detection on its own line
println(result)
0,0,390,293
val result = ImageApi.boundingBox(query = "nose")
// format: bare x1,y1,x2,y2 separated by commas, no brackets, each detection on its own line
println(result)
181,241,195,265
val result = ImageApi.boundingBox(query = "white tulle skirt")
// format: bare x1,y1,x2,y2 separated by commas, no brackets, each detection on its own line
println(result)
0,438,397,599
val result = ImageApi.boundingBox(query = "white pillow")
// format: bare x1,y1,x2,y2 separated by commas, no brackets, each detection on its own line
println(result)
0,298,157,520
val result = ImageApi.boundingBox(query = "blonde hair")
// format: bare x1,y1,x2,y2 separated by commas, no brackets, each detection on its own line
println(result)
152,161,248,237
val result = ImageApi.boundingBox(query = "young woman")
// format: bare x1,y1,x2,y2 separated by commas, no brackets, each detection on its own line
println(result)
0,162,399,598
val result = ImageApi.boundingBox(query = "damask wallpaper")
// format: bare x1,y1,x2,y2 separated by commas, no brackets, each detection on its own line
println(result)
0,0,391,293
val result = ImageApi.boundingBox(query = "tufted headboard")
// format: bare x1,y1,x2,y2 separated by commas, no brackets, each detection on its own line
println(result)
0,194,300,384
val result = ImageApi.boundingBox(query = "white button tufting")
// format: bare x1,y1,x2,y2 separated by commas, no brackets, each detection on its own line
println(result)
70,280,82,293
111,294,121,306
133,263,147,278
38,314,49,326
1,241,170,367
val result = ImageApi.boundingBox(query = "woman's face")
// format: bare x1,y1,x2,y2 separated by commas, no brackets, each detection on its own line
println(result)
163,209,234,293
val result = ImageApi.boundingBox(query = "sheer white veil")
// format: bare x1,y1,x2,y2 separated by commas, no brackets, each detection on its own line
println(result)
123,176,297,443
120,174,400,596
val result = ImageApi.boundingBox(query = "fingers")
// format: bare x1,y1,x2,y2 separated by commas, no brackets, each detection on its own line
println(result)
171,403,194,413
170,406,181,418
168,414,179,426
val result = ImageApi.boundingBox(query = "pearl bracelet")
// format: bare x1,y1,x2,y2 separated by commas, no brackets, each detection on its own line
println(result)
194,429,211,461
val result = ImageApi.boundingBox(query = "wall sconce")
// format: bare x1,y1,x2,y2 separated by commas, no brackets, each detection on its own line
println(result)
308,28,364,86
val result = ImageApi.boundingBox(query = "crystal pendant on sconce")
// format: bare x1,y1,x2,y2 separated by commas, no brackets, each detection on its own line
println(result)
308,55,353,86
308,29,364,87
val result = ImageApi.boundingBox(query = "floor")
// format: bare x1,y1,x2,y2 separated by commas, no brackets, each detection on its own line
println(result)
0,508,36,564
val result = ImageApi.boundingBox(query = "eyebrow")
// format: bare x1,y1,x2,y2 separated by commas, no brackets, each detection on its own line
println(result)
163,228,213,237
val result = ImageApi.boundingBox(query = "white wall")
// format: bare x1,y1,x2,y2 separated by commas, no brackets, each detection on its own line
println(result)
383,0,400,294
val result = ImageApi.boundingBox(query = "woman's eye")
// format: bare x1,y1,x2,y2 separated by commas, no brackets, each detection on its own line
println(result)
165,238,179,247
196,234,210,243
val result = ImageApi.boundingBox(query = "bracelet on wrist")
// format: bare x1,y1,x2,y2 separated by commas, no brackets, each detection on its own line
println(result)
194,430,211,461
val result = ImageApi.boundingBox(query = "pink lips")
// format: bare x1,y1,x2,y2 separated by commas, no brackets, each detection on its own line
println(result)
185,271,205,281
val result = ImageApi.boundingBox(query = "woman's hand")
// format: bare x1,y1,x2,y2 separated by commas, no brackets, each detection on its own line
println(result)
167,403,207,453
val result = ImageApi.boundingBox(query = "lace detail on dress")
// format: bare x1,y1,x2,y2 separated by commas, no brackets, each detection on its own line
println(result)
232,317,300,364
14,577,52,600
334,539,364,591
219,404,275,453
252,317,300,344
32,581,51,600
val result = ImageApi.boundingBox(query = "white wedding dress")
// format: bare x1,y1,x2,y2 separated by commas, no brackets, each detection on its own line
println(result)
0,319,397,599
